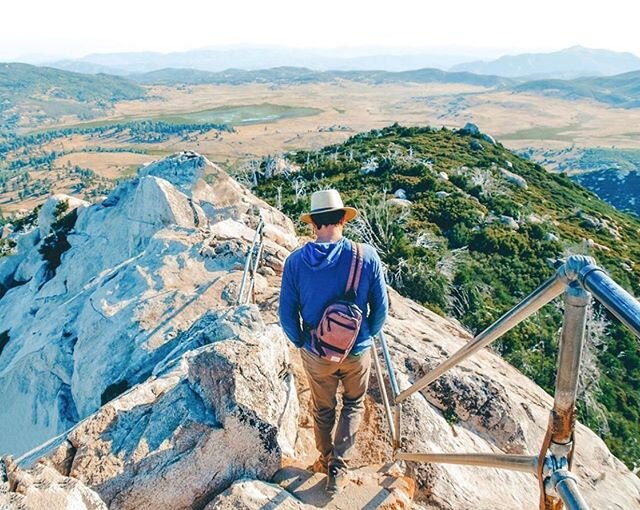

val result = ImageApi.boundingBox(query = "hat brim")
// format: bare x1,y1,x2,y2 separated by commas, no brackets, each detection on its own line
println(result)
300,207,358,225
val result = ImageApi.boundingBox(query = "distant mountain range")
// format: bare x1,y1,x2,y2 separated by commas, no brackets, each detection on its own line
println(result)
131,66,513,88
452,46,640,79
44,46,640,80
2,62,640,132
515,71,640,108
48,48,475,75
131,66,640,109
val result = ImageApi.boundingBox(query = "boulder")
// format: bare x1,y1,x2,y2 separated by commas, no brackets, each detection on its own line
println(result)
482,133,497,145
204,479,309,510
0,228,41,288
527,213,543,225
1,224,12,239
469,139,484,152
393,188,407,200
387,198,412,208
500,215,520,230
461,122,481,136
0,457,107,510
32,310,298,510
38,194,89,238
2,151,639,510
499,167,528,190
138,151,206,196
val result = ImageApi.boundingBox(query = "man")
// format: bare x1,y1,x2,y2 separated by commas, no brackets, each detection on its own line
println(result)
279,189,389,494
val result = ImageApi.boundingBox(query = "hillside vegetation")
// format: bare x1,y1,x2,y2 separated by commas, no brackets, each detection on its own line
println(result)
250,125,640,469
0,63,146,131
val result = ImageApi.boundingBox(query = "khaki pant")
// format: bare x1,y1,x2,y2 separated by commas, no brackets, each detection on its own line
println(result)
300,347,371,469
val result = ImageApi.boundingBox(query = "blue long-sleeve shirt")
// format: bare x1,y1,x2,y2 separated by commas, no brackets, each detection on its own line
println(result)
279,237,389,354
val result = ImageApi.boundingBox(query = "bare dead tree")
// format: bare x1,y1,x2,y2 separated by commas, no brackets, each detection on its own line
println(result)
292,176,307,204
578,303,611,436
346,191,408,257
464,167,510,198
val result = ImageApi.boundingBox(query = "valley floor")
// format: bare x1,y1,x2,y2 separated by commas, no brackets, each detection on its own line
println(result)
2,81,640,213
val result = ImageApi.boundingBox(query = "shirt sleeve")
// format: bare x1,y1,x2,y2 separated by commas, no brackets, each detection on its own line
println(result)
279,254,304,347
367,249,389,336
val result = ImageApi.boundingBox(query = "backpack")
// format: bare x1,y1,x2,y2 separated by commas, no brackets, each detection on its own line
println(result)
311,241,364,363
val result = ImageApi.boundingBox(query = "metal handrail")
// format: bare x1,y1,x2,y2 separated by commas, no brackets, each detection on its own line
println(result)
396,452,539,474
237,218,265,305
395,272,566,403
580,265,640,338
371,255,640,510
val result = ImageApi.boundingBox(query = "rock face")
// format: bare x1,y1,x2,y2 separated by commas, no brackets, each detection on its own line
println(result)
38,194,89,238
0,457,107,510
27,309,298,510
1,151,639,510
0,151,295,458
204,479,309,510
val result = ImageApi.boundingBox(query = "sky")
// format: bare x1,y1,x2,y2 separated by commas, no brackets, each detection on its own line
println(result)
2,0,640,61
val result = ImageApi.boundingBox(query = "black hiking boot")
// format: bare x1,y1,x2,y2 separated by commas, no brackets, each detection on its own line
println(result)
326,465,348,495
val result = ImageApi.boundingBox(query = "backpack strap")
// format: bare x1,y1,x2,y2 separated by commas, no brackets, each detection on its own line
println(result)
344,241,364,297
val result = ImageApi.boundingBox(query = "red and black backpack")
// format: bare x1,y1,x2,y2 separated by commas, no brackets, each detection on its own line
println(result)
311,241,364,363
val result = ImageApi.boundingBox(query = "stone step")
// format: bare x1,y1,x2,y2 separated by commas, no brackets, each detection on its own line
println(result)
273,462,414,509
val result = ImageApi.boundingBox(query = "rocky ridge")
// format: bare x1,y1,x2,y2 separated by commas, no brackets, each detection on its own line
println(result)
0,152,638,509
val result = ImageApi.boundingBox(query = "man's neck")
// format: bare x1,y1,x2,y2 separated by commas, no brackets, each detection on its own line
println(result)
315,231,343,243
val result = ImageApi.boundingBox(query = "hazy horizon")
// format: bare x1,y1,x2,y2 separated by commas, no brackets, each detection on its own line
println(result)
3,0,640,62
8,44,640,68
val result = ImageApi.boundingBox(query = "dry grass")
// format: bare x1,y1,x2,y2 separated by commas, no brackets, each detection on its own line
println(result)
55,152,158,179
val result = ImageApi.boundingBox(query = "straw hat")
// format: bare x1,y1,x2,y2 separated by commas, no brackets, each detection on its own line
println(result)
300,189,359,225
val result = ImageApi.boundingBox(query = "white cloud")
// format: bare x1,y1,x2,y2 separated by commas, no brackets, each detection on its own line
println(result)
1,0,639,60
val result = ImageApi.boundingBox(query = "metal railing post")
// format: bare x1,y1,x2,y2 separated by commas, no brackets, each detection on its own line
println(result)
247,230,265,304
371,337,396,443
237,219,264,305
538,282,591,510
550,283,590,445
378,331,400,398
394,403,401,451
551,470,590,510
